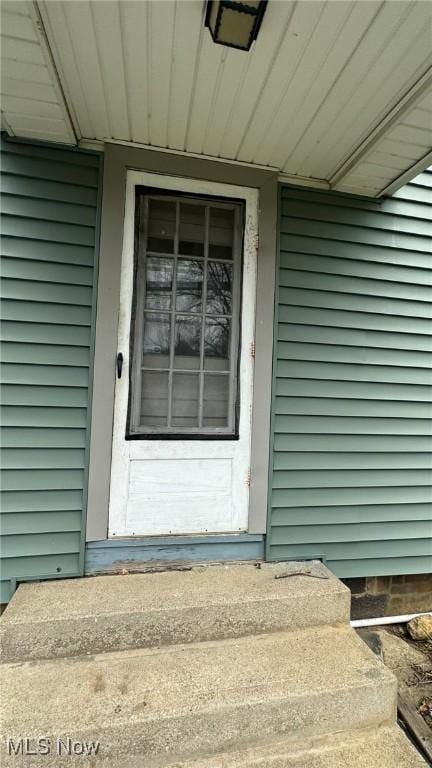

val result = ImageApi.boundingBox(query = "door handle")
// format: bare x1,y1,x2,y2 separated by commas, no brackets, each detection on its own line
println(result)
116,352,123,379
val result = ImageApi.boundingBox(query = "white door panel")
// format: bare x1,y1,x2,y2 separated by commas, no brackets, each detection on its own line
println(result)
127,457,234,535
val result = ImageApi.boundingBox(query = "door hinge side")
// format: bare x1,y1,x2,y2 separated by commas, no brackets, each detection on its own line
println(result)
250,340,256,358
245,469,252,487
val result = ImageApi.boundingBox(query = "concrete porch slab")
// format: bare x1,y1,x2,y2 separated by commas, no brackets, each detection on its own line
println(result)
0,561,350,662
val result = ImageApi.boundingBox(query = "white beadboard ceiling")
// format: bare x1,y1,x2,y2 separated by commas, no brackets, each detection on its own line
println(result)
2,0,432,197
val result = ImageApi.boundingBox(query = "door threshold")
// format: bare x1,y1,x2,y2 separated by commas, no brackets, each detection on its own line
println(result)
85,533,264,575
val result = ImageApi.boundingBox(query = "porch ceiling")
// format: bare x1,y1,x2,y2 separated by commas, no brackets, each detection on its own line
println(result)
1,0,431,197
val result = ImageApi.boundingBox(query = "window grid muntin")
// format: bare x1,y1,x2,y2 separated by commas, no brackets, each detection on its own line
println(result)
130,192,241,436
166,199,179,427
198,205,209,427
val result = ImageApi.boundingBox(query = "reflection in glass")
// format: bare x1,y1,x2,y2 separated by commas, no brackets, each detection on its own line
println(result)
147,199,175,253
172,373,199,427
203,374,229,427
135,197,240,432
174,315,201,369
206,262,233,315
204,317,230,370
176,260,203,313
179,203,205,257
209,207,234,260
140,371,168,426
145,257,173,310
142,312,170,367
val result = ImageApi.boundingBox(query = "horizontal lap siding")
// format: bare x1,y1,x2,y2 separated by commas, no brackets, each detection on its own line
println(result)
267,172,432,577
0,136,101,603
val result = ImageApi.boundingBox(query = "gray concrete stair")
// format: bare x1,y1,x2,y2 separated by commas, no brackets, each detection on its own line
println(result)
1,562,426,766
1,624,397,766
100,725,428,768
170,726,427,767
0,561,350,662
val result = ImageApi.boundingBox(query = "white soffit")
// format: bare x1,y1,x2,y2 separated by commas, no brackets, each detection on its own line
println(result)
332,83,432,196
5,1,432,196
0,1,75,145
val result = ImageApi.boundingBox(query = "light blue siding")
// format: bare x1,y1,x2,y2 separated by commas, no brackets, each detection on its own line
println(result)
0,136,101,602
267,171,432,577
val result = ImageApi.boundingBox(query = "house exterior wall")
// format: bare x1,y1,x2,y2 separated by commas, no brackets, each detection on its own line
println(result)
0,136,101,602
267,171,432,577
1,133,430,594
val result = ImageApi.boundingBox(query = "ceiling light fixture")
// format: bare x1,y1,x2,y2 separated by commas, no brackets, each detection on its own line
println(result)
205,1,267,52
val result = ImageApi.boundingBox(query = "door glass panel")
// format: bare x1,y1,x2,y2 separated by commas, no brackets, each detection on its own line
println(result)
209,207,234,260
204,317,230,370
203,374,229,427
206,262,233,315
142,312,170,367
175,259,203,313
174,314,201,369
147,199,176,253
172,373,199,427
140,371,169,426
179,203,205,257
145,257,173,310
132,194,241,434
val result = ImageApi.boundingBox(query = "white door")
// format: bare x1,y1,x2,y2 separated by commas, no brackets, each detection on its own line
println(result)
108,171,257,537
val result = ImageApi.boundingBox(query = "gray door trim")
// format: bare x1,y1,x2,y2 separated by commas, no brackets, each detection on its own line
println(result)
86,143,278,540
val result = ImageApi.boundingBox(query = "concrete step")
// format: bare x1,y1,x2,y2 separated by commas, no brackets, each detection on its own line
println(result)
0,625,396,766
0,561,350,662
96,726,428,768
169,725,428,767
